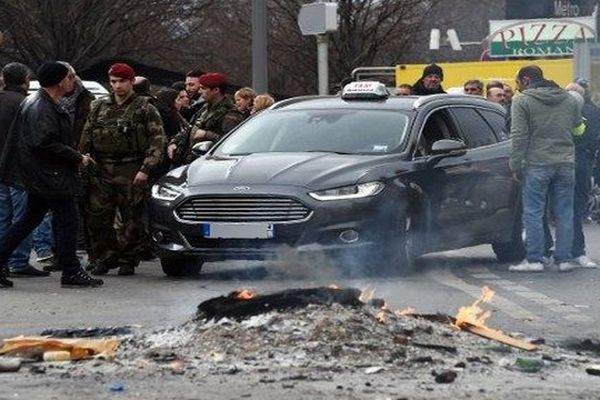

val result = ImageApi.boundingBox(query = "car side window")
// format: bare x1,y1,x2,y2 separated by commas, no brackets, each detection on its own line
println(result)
477,109,508,141
415,109,462,157
450,107,497,148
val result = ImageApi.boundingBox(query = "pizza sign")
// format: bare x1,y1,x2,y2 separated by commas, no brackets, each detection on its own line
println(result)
489,16,596,57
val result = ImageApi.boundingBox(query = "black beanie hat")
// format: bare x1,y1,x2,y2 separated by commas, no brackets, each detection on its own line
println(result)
422,64,444,80
37,62,69,87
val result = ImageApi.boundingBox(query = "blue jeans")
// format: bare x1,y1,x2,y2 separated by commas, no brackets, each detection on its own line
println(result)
33,212,54,257
523,166,574,264
0,184,33,271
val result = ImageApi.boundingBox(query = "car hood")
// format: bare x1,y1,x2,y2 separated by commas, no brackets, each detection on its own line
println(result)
186,152,393,189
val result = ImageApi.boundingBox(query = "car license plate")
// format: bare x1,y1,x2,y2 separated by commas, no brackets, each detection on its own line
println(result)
201,223,274,239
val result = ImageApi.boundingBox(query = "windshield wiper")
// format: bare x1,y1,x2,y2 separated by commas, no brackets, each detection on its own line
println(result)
304,150,353,155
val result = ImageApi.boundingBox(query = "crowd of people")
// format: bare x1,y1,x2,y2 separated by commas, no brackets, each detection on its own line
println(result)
401,63,600,273
0,61,275,289
0,60,597,289
395,63,515,105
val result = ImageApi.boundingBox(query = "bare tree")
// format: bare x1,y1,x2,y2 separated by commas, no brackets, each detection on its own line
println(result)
195,0,443,96
0,0,496,96
0,0,214,73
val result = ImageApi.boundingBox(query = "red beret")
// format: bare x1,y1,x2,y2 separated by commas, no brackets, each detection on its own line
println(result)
108,63,135,80
198,72,227,88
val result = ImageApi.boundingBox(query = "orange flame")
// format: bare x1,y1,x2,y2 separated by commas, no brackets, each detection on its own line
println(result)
452,286,495,329
376,310,387,323
394,307,416,317
234,289,257,300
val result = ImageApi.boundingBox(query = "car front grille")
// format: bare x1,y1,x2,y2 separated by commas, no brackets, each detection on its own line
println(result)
175,196,311,223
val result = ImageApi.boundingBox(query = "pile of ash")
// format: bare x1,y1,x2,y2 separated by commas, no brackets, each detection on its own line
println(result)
116,297,572,378
4,286,600,398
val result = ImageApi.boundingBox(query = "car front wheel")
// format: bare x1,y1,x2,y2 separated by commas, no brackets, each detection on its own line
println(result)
160,257,204,277
369,216,415,277
492,217,526,263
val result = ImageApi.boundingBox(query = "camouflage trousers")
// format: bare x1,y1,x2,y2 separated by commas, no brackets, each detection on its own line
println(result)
81,163,149,269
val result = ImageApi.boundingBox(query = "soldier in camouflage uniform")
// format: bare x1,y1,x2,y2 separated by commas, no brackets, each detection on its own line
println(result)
80,63,166,276
167,72,242,165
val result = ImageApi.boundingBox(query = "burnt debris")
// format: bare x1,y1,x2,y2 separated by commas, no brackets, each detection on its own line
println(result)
196,287,364,321
39,326,134,338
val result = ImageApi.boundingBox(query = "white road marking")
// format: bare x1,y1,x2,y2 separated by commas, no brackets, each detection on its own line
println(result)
468,273,593,324
427,268,540,322
470,273,501,280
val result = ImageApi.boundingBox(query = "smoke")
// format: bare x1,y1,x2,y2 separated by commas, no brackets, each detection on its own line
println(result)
267,245,341,282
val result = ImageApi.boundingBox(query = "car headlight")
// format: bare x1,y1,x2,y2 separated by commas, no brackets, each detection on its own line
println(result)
151,182,185,201
308,181,384,201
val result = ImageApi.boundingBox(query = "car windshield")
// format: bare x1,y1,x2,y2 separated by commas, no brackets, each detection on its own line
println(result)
217,109,409,156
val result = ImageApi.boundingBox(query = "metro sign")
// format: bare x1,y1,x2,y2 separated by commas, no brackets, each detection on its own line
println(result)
489,16,596,57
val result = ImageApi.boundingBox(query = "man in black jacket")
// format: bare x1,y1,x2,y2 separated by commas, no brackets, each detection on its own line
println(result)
412,64,446,96
181,69,205,121
0,62,103,288
0,63,50,277
566,81,600,268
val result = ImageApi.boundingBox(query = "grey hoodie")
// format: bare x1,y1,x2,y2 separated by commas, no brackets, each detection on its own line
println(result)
509,80,581,171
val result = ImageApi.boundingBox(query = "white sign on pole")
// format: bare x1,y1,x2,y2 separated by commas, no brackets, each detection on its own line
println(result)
298,2,338,36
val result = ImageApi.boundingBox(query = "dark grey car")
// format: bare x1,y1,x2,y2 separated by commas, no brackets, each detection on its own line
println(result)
149,83,524,277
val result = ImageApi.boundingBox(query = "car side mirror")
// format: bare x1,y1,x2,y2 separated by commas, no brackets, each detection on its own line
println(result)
430,139,467,155
191,141,214,157
426,139,467,168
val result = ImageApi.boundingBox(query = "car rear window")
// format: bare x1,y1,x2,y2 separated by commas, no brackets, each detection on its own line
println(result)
218,109,409,155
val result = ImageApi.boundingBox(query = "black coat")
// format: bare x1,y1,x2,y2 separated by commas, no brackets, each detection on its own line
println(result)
412,79,446,95
73,89,95,147
158,107,186,141
0,89,83,199
181,96,205,122
0,85,26,154
576,101,600,162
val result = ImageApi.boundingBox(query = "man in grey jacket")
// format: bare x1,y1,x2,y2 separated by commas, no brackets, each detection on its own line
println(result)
509,65,581,273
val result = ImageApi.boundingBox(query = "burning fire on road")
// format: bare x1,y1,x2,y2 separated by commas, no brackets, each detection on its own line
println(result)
452,285,495,329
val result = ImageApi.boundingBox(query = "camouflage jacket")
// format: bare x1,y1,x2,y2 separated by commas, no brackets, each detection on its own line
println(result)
169,96,242,164
80,93,166,175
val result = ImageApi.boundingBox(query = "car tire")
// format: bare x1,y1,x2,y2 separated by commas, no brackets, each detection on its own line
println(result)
375,216,416,277
160,257,204,277
492,216,526,263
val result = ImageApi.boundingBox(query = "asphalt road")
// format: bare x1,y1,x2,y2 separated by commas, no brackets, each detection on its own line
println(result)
2,225,600,345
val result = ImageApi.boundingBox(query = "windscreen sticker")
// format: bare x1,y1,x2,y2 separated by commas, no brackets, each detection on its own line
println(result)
372,145,388,152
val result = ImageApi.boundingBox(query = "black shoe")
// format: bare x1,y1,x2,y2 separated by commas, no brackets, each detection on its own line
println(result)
61,270,104,288
42,260,62,272
9,264,50,277
91,262,116,276
0,268,13,288
117,265,135,276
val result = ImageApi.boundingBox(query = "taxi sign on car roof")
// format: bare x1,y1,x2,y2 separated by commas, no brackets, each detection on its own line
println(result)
341,81,388,100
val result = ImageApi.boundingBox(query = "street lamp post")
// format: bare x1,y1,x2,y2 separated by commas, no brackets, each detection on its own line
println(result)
316,34,329,95
252,0,268,93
